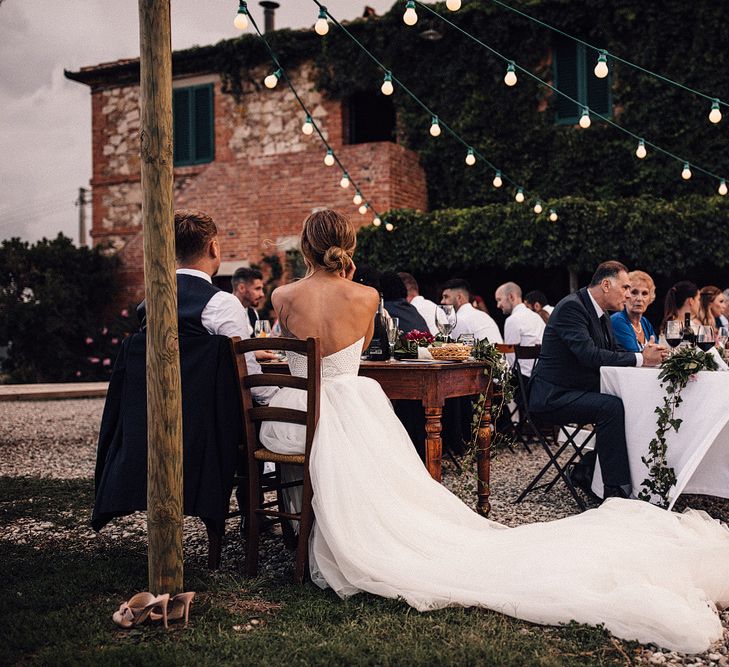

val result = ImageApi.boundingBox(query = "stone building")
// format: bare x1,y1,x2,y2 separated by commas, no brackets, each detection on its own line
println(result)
65,32,428,306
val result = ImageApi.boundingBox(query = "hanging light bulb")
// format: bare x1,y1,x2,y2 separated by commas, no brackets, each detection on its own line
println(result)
504,62,517,87
385,222,394,231
719,179,728,196
403,0,418,25
429,116,441,137
446,0,461,9
465,148,476,166
301,115,314,135
594,51,608,79
324,149,335,166
515,188,525,203
681,162,692,180
264,68,282,89
549,209,558,222
359,203,368,215
579,107,591,128
709,99,722,124
353,191,363,206
381,71,394,96
533,200,543,214
492,170,503,188
635,138,647,159
233,0,249,30
373,216,382,227
314,6,329,35
340,173,350,188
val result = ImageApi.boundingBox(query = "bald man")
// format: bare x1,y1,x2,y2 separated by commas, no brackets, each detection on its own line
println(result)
495,281,545,376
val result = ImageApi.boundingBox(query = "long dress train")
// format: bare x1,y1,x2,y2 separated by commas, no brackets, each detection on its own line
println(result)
260,338,729,654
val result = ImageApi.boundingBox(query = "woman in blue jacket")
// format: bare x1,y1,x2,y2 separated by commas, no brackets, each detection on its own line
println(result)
611,270,657,351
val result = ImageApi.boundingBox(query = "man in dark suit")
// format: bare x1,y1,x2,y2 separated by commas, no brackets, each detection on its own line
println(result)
529,261,666,498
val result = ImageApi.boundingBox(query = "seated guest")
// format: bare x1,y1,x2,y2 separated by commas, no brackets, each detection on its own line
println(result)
610,270,657,352
722,289,729,328
231,266,264,331
471,295,490,314
353,264,381,292
441,278,503,343
524,290,553,323
529,261,666,499
381,271,428,334
399,271,439,335
494,281,545,376
699,285,726,331
660,280,700,332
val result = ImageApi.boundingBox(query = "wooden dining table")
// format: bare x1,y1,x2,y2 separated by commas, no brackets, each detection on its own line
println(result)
262,358,494,516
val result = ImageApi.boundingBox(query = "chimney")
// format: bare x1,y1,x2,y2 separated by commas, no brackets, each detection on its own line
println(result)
259,1,279,33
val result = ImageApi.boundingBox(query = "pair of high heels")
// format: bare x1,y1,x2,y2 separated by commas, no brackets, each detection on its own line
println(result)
112,591,195,629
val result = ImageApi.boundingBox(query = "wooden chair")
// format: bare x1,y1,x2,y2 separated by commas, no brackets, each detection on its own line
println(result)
232,336,321,583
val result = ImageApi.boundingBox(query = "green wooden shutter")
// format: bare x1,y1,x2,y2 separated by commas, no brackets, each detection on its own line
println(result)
192,84,214,163
173,87,192,165
554,37,579,124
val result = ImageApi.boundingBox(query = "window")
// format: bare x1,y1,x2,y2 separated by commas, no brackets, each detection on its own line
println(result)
553,37,611,124
173,84,214,166
344,92,396,144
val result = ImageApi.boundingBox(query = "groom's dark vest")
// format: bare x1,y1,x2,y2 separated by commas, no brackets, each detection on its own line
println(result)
136,273,221,335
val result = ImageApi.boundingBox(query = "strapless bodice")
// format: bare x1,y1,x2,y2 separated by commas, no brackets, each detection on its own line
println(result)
287,337,364,379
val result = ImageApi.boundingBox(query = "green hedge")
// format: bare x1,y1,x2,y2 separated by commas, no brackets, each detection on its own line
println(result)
356,195,729,275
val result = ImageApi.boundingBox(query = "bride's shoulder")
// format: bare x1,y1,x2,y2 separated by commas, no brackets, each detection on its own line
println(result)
346,281,379,305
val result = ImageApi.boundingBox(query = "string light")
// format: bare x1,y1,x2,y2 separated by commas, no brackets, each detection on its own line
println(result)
373,216,382,227
503,62,517,87
353,191,363,205
385,222,394,231
709,99,722,124
465,148,476,166
719,179,728,196
301,115,314,135
492,170,503,188
594,51,608,79
340,173,351,188
429,116,441,137
314,6,329,35
635,138,647,159
233,0,249,30
549,209,558,222
358,203,368,215
579,107,591,128
446,0,461,10
324,149,335,166
681,162,692,180
533,200,543,214
264,68,282,89
381,71,394,96
515,188,525,203
403,1,418,25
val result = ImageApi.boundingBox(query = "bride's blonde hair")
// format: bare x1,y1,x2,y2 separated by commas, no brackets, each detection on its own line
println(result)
300,209,356,276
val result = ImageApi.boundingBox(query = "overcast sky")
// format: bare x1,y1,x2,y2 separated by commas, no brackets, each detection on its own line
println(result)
0,0,395,244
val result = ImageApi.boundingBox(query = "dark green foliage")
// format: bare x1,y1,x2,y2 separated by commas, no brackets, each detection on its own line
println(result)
0,234,125,383
355,195,729,275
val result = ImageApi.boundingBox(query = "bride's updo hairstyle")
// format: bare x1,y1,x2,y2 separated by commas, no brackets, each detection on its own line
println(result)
300,209,356,276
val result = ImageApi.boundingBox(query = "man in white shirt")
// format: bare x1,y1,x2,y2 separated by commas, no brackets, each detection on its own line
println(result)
441,279,503,344
494,281,545,376
398,272,439,335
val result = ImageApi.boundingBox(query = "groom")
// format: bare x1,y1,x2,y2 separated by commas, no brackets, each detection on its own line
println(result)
529,260,666,499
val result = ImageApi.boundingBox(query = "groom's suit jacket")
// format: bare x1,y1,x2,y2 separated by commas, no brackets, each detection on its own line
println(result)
529,287,636,411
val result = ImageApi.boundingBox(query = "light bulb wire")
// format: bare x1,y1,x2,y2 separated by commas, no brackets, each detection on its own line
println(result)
248,9,381,221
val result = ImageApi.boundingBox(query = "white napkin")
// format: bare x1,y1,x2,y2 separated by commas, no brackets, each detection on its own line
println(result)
709,346,729,370
418,346,433,360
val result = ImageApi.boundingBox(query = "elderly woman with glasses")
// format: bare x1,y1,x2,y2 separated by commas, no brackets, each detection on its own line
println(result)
610,270,657,351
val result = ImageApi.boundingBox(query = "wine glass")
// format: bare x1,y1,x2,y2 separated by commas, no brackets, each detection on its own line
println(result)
254,320,271,338
665,320,682,353
696,325,715,352
717,326,728,350
385,317,399,360
436,305,457,339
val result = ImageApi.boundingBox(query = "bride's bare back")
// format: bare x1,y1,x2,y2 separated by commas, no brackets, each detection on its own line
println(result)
272,272,378,357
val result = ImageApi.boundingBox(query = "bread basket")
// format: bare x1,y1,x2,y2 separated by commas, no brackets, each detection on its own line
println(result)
427,343,472,361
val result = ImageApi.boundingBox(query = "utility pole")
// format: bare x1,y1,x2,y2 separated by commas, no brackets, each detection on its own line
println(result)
77,187,87,247
138,0,184,596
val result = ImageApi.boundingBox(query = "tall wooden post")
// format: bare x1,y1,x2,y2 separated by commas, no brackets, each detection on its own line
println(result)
138,0,184,595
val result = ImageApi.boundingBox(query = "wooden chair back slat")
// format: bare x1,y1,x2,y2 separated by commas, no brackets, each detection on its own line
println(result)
245,374,307,390
249,406,307,425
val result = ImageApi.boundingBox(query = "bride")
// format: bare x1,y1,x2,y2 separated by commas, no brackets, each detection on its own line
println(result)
260,209,729,654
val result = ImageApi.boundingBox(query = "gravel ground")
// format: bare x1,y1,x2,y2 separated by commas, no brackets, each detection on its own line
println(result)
1,398,728,664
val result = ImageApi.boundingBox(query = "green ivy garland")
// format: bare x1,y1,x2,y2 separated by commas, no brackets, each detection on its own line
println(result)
638,347,718,508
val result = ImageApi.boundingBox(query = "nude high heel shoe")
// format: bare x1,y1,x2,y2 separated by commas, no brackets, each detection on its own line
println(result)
112,592,170,628
151,592,196,625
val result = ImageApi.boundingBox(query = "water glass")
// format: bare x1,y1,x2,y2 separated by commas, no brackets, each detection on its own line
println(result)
436,304,457,339
717,326,728,350
385,317,400,348
254,320,272,338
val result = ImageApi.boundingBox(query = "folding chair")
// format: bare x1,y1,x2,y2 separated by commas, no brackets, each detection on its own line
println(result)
232,335,321,583
510,345,596,511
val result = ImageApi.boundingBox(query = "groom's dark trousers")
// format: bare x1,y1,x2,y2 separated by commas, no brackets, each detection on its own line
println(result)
528,287,637,490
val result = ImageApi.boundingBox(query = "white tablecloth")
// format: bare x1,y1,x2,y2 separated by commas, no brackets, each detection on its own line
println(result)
592,366,729,508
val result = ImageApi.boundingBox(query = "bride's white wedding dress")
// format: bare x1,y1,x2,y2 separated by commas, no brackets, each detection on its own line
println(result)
260,337,729,653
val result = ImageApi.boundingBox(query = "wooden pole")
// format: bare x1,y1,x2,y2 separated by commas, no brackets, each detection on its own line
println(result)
138,0,184,595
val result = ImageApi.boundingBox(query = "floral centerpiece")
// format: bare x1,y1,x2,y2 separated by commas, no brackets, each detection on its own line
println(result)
394,329,434,359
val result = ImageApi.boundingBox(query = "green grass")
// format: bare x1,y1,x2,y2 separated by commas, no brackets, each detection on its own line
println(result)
0,477,636,666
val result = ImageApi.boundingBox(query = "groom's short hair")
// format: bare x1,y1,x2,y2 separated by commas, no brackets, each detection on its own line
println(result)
174,209,217,264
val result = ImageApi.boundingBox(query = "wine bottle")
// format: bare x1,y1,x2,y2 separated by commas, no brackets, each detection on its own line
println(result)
682,312,695,347
367,295,391,361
